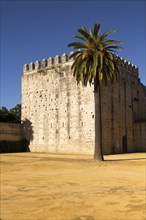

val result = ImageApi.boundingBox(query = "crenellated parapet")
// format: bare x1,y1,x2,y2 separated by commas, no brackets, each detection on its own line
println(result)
23,52,139,76
116,56,138,75
23,52,74,75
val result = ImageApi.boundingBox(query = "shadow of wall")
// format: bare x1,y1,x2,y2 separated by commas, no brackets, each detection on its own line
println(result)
22,119,34,152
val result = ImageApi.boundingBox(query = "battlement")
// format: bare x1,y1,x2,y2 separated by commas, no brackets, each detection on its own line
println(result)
116,56,138,73
23,52,139,75
23,52,74,74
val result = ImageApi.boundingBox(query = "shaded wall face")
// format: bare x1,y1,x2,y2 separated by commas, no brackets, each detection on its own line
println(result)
134,122,146,152
101,66,146,154
0,122,23,141
22,66,95,154
134,84,146,122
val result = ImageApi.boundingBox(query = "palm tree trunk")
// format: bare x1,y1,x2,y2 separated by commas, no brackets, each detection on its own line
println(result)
94,78,104,161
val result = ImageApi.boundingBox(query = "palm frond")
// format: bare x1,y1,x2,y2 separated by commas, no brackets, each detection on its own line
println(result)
73,34,86,41
100,30,116,41
93,23,100,36
90,27,94,37
69,50,83,59
68,42,88,49
104,43,123,53
103,40,123,46
93,52,98,78
77,28,90,39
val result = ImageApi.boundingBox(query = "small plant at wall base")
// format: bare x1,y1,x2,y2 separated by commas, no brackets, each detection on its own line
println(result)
68,22,123,161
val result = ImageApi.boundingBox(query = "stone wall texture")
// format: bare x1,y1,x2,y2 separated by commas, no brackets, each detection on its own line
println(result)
0,122,23,141
134,122,146,152
22,54,146,154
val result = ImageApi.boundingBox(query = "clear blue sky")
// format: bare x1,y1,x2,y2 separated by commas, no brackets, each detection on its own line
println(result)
1,0,146,109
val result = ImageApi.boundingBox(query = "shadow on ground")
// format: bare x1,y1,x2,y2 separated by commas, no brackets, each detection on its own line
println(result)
4,152,145,164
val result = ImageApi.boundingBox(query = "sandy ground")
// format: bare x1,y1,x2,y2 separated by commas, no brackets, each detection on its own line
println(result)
0,152,146,220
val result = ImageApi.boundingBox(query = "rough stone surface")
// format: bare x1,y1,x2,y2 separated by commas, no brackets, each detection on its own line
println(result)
0,122,23,141
21,54,146,154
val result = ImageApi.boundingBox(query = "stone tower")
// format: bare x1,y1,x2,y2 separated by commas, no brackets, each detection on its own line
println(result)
22,53,146,154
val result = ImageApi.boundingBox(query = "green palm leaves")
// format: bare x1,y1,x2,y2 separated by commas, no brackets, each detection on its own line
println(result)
68,23,123,88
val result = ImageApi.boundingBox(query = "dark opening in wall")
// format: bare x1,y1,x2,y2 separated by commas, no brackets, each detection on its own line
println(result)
122,135,127,153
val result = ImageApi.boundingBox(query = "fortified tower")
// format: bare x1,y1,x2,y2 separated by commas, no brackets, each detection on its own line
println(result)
22,53,146,154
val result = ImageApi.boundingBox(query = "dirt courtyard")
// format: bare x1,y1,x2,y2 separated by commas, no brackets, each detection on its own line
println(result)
0,152,146,220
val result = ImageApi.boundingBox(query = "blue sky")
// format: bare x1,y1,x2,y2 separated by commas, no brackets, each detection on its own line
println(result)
1,0,146,109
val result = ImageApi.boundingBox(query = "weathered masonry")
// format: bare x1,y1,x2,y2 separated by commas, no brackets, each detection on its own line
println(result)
22,53,146,154
0,122,23,142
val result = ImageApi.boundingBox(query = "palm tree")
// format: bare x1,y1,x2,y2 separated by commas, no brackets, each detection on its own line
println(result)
68,23,123,161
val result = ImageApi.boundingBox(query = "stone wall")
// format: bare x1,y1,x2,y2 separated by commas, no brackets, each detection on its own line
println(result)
134,122,146,152
22,61,95,154
22,53,146,155
0,122,23,141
